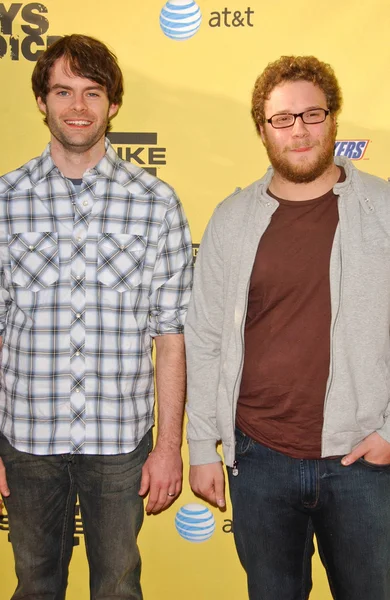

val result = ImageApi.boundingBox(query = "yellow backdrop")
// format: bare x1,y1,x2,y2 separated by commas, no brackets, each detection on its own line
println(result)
0,0,388,597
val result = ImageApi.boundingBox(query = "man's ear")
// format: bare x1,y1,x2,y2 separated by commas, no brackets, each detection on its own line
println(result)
37,97,47,115
108,103,119,119
331,114,338,137
259,124,266,144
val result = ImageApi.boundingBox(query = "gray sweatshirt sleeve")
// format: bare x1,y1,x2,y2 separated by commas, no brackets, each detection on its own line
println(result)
376,415,390,444
185,211,224,465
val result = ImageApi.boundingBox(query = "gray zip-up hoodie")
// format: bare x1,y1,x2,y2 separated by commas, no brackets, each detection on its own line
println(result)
185,157,390,467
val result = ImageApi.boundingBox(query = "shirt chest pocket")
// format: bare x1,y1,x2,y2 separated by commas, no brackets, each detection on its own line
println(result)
8,232,59,292
97,233,147,292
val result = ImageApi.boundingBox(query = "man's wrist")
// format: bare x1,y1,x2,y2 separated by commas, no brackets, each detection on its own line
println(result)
154,438,182,453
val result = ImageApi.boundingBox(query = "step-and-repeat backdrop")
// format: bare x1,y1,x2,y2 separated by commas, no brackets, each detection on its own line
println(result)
0,1,389,598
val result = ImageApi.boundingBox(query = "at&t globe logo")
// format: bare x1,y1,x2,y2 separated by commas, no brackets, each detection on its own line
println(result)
175,503,216,542
160,0,202,40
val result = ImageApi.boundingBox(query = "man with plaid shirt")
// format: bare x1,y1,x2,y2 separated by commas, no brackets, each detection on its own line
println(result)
0,35,192,599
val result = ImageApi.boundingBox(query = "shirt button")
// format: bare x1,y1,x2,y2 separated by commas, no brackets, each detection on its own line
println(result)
120,245,125,251
76,275,81,280
29,245,35,251
75,351,80,356
76,236,82,243
76,388,80,393
76,313,81,318
83,200,88,206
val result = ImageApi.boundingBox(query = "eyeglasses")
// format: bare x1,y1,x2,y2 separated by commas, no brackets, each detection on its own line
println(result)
266,108,330,129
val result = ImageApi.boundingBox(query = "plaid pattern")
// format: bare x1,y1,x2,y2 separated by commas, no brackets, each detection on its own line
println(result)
0,140,193,455
9,232,59,291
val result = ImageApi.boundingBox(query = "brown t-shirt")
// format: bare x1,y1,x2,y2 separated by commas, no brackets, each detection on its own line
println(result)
236,174,343,458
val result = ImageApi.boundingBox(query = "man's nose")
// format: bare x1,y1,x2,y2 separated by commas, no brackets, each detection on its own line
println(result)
291,115,309,136
69,93,87,111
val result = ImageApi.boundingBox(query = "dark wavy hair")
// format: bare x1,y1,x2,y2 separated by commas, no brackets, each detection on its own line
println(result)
32,34,124,106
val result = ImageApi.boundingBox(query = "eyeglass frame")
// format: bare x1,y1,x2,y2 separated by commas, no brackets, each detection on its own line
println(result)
265,108,330,129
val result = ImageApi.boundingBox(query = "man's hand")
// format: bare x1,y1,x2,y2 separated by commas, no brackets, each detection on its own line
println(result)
139,446,182,514
0,457,10,498
342,432,390,466
190,462,226,509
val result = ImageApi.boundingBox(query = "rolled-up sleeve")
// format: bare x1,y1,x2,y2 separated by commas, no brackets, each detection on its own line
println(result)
149,194,193,337
0,242,10,336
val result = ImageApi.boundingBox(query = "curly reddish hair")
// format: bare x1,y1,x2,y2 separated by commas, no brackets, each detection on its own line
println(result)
252,55,342,131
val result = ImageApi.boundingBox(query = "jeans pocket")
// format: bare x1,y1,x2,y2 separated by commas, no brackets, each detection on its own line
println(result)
357,457,390,471
235,428,255,457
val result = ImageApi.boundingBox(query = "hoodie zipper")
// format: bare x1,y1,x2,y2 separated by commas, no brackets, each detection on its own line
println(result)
322,218,344,450
230,214,272,474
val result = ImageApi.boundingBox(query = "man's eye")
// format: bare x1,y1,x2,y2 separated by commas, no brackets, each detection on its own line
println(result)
88,93,99,97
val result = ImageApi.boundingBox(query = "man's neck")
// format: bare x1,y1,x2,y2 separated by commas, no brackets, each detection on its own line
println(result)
268,163,341,201
50,137,106,178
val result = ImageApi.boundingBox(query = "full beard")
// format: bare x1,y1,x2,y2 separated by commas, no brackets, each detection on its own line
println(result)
263,124,337,184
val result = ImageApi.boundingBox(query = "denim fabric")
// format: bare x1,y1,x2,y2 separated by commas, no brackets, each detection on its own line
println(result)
228,428,390,600
0,429,152,600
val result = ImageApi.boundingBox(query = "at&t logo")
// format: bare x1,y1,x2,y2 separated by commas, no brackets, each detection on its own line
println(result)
160,0,202,40
159,2,255,40
175,503,216,542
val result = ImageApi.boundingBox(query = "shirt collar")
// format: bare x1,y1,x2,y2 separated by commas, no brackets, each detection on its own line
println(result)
31,144,58,184
93,138,121,180
31,138,121,184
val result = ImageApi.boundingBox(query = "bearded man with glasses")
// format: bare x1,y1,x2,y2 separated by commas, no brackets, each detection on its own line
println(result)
186,55,390,599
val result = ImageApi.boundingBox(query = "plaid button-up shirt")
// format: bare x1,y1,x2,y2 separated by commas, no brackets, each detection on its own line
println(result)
0,140,193,455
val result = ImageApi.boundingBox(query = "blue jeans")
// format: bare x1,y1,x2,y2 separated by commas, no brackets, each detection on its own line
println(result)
0,430,152,600
228,428,390,600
